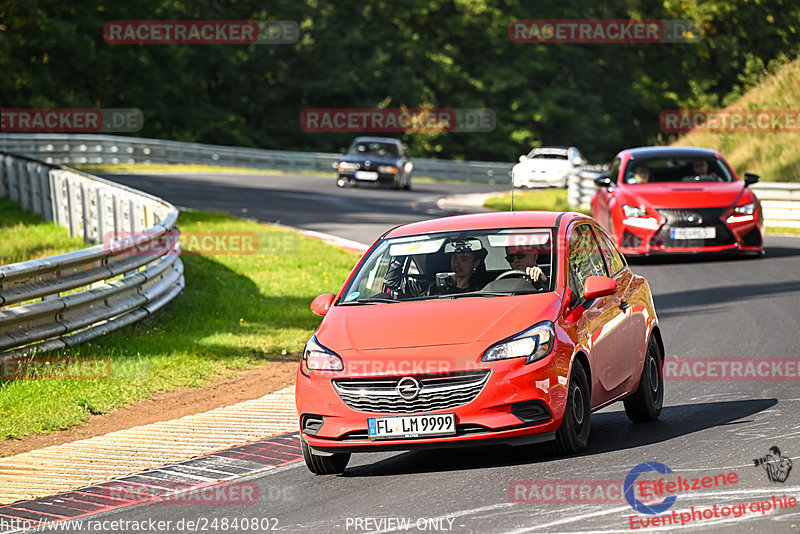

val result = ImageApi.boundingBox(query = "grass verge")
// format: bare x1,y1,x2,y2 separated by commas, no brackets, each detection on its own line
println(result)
0,208,359,440
0,198,87,266
483,188,591,214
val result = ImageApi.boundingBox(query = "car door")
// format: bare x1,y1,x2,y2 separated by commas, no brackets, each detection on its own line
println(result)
564,223,635,407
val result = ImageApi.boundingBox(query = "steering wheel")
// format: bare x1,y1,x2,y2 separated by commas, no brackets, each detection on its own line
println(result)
495,269,531,281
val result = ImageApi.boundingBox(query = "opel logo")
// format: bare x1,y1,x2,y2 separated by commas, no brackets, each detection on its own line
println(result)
396,377,421,400
686,213,703,225
364,159,371,168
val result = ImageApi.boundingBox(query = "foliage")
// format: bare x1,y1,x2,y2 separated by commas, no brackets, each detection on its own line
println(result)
1,0,798,163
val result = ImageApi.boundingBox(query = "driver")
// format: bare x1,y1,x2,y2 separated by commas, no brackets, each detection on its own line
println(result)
681,158,720,181
505,246,548,289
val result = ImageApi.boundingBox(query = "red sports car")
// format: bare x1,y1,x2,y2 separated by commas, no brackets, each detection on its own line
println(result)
592,146,764,256
296,211,664,474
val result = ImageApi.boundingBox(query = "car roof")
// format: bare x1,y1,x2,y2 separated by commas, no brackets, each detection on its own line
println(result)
622,146,721,159
383,211,583,238
533,146,570,153
351,136,403,145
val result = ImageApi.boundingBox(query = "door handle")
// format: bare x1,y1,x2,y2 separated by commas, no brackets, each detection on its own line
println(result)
619,301,629,310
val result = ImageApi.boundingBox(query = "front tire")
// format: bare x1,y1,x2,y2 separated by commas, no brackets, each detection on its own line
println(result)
553,362,591,455
336,176,348,188
623,335,664,423
301,438,350,475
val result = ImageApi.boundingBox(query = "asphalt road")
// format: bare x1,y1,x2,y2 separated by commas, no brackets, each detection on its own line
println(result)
63,172,800,533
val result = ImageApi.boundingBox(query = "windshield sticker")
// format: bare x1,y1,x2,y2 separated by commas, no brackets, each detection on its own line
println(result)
344,291,360,302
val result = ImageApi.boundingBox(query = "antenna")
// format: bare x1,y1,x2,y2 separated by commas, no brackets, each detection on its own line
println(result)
510,173,515,211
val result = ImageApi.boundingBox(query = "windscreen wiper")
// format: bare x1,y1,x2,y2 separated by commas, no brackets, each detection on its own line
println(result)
441,291,515,299
339,297,400,305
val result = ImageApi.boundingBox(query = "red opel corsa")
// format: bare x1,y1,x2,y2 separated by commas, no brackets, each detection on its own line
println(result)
296,211,664,474
592,146,764,256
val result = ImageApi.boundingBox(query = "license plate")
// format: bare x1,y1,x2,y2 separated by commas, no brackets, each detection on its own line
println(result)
367,413,456,440
355,171,379,181
670,227,716,240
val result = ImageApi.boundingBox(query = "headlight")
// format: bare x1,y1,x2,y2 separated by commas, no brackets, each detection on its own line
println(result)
623,204,648,218
300,336,343,376
378,165,398,174
338,162,359,171
734,201,755,215
482,321,555,364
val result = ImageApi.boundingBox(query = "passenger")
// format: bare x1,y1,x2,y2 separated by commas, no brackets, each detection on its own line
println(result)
505,245,548,289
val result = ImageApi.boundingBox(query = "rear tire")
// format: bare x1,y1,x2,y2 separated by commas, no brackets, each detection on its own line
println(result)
301,438,350,475
623,335,664,423
553,362,591,455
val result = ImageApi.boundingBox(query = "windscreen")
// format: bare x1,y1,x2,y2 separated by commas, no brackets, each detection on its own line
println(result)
624,156,735,184
339,228,555,304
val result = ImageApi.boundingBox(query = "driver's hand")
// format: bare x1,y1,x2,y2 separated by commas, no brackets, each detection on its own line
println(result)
525,266,544,282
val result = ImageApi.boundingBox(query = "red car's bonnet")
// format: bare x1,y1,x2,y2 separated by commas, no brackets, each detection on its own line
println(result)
617,181,747,208
316,293,563,351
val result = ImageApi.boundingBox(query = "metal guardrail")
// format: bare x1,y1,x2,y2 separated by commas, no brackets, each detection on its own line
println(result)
567,169,800,228
0,134,514,184
0,151,185,360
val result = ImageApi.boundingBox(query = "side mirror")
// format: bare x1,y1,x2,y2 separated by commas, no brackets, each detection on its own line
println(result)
583,276,618,300
594,174,612,188
310,293,336,316
744,173,760,186
519,155,526,163
339,147,347,154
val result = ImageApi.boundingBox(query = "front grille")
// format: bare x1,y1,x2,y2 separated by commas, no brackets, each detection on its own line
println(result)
333,370,490,414
650,207,735,248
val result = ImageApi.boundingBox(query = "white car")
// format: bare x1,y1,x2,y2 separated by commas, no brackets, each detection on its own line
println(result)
512,146,586,188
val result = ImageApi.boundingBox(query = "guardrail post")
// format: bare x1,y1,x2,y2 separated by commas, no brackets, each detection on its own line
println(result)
8,158,19,202
80,182,92,243
0,155,6,198
38,165,53,221
65,177,79,238
29,164,43,216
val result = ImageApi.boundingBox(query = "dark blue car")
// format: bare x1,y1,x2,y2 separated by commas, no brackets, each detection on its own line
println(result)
336,137,413,190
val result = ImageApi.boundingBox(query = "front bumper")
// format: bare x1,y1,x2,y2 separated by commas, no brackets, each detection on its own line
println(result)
618,207,763,256
296,350,570,452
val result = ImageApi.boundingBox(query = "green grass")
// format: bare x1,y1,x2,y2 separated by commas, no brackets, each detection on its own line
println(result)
673,56,800,182
74,163,335,177
0,198,87,266
484,188,591,214
0,208,359,442
764,225,800,235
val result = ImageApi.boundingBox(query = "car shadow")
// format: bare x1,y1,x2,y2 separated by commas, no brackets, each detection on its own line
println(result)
339,398,777,477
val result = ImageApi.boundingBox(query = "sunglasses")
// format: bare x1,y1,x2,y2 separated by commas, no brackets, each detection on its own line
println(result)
505,253,529,262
